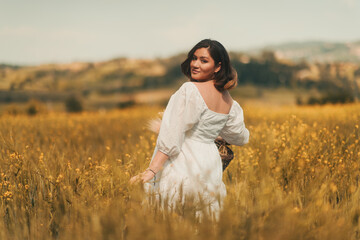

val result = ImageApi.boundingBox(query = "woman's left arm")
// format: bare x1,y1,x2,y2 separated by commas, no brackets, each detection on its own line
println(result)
129,150,169,184
129,82,202,184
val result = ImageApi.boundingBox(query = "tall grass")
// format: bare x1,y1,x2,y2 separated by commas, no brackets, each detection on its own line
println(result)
0,103,359,239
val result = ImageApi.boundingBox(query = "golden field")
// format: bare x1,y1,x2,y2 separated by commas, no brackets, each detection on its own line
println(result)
0,102,360,240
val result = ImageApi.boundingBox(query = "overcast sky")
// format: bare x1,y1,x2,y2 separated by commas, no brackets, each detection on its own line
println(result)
1,0,359,65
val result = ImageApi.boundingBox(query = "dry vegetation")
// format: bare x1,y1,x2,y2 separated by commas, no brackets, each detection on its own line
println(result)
0,102,359,239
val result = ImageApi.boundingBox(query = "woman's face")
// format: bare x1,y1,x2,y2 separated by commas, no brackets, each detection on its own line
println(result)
190,48,221,81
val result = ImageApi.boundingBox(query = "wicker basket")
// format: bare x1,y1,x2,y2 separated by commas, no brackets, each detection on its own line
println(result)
214,138,234,171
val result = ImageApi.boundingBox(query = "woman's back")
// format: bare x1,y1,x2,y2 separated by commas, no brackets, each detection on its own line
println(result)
192,81,233,115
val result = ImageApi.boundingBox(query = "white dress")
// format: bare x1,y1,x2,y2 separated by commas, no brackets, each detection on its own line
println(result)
144,81,249,220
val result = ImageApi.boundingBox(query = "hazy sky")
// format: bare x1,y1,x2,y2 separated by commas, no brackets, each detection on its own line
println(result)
1,0,359,65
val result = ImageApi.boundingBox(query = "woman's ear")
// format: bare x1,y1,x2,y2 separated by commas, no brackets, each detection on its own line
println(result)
215,62,221,73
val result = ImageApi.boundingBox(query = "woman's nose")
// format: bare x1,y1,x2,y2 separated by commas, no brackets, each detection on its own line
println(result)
192,60,199,68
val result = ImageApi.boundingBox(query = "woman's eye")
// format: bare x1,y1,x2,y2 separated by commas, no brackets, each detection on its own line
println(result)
202,60,208,63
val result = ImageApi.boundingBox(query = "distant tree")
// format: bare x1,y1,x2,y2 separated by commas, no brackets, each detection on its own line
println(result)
307,90,354,105
65,96,83,113
321,91,354,104
117,99,135,109
307,96,321,105
26,99,46,116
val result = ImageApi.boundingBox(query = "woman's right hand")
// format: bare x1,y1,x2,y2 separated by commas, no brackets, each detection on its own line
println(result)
129,170,155,184
129,150,167,185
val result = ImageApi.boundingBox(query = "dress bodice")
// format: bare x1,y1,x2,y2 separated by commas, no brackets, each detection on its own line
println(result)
185,112,229,143
185,82,235,143
155,81,249,158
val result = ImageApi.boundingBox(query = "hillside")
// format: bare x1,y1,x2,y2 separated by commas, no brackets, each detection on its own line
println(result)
248,40,360,63
0,40,360,110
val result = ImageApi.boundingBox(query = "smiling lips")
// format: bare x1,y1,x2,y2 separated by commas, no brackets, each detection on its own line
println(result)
191,69,200,74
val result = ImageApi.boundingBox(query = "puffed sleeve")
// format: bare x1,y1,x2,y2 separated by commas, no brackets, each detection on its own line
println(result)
219,101,250,146
156,82,203,157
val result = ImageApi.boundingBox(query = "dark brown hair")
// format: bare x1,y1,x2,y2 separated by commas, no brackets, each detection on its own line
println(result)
181,39,238,92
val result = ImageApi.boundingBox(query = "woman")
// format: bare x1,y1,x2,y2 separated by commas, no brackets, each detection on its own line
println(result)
130,39,250,221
